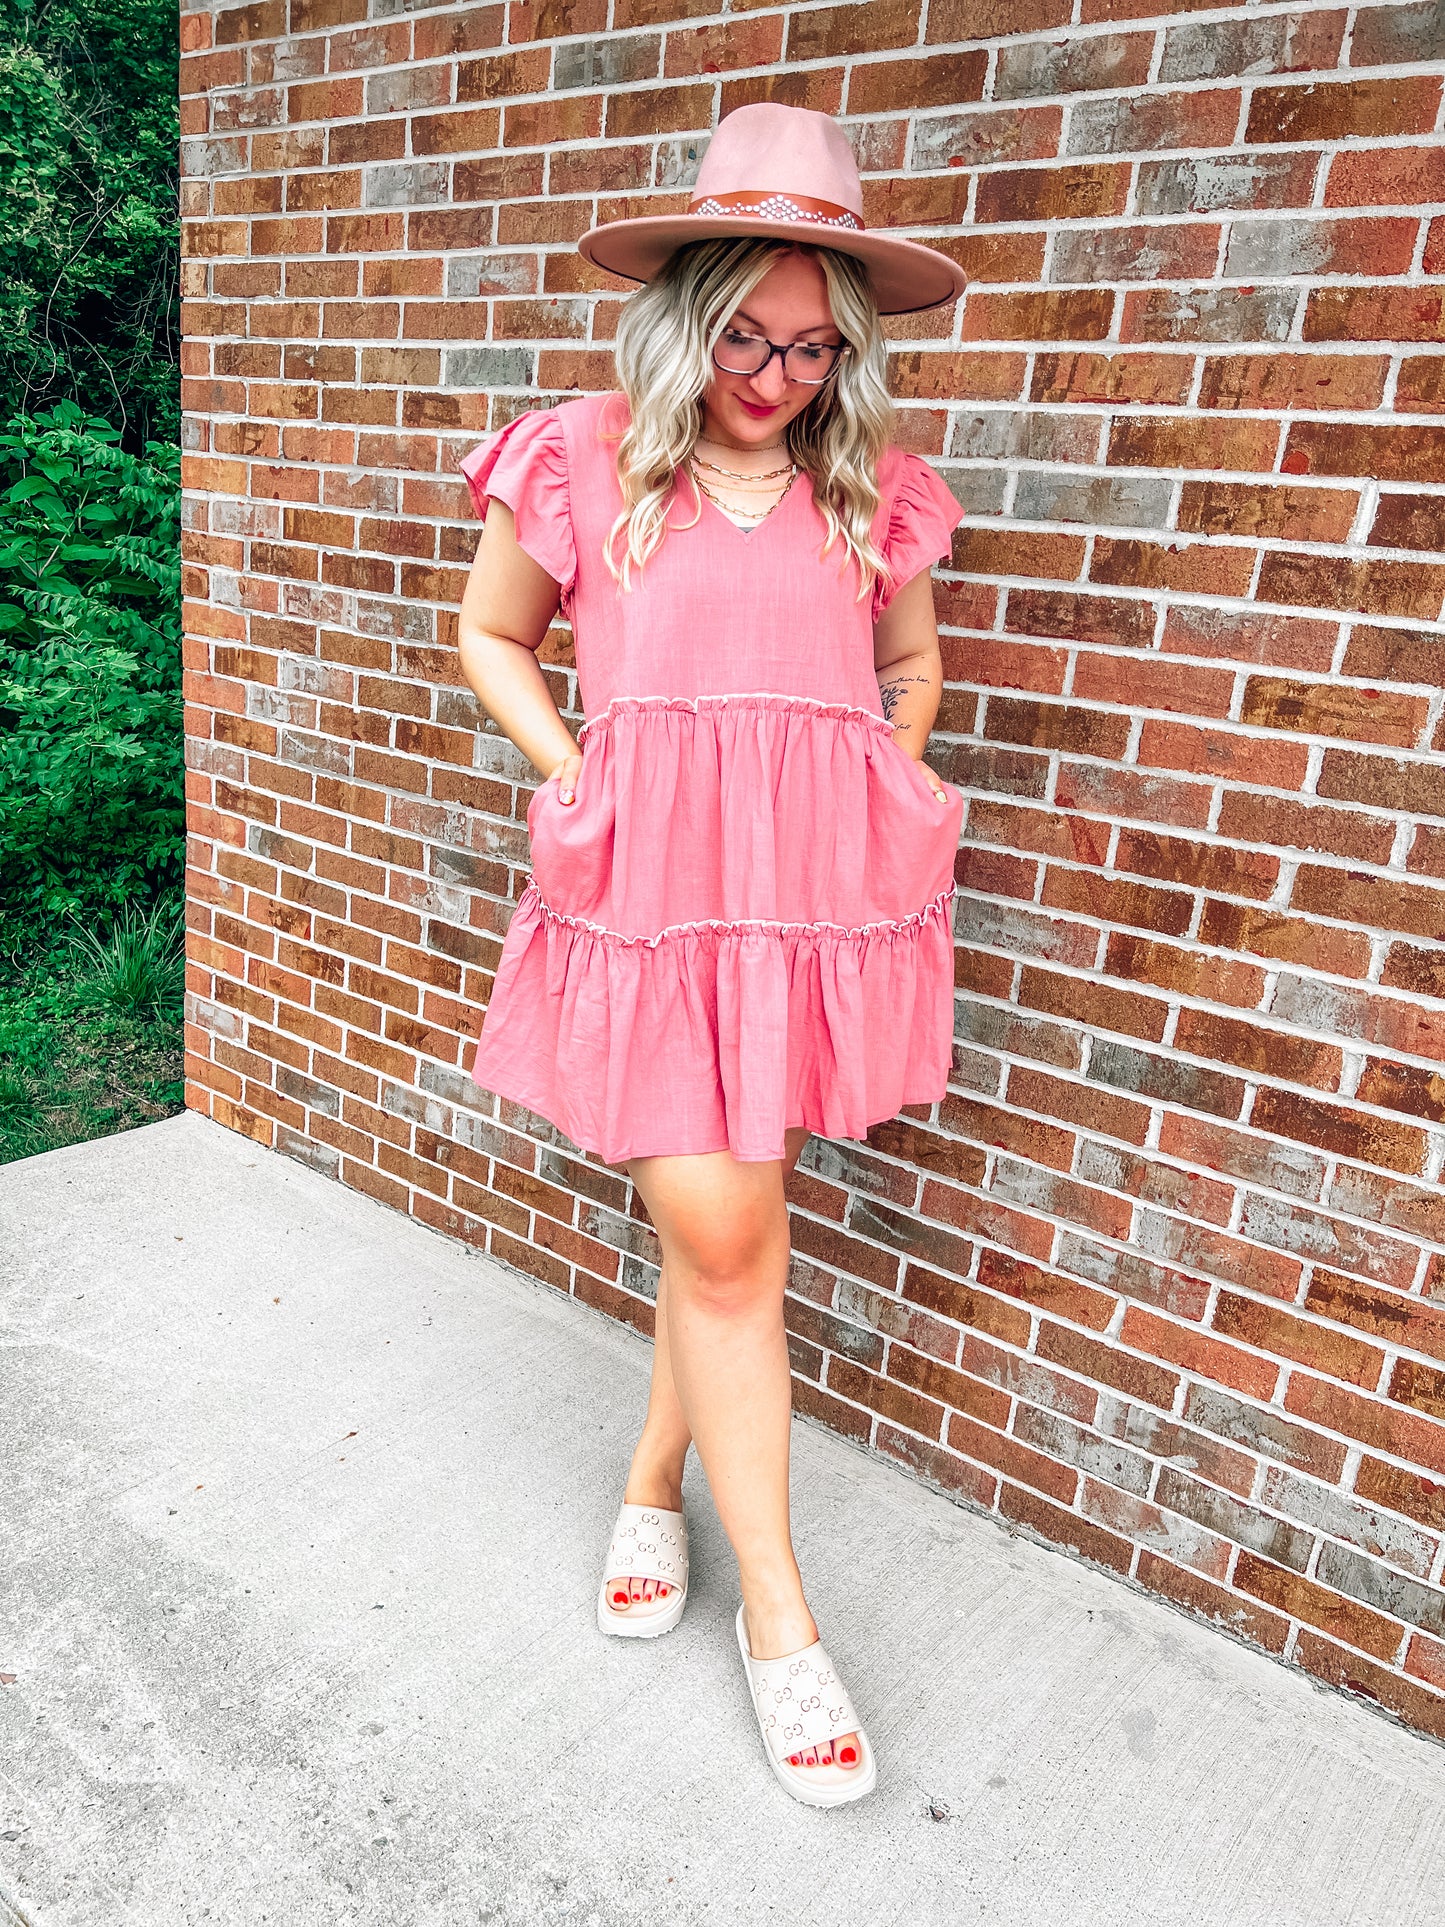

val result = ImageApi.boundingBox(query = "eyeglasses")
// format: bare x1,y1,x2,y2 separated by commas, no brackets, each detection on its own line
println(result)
711,328,849,385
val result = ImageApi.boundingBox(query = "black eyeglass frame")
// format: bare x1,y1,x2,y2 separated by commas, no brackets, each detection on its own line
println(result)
710,330,851,386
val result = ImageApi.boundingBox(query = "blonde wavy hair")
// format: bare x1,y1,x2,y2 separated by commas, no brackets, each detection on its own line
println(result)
604,237,895,600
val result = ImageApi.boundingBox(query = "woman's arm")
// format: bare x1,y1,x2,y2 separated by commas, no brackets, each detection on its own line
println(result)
457,500,584,803
872,568,950,803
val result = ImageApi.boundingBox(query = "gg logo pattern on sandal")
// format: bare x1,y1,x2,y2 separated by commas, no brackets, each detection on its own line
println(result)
746,1640,861,1762
602,1503,688,1589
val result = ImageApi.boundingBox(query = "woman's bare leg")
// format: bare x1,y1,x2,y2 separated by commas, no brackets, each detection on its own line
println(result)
605,1260,693,1613
615,1128,860,1773
610,1128,811,1614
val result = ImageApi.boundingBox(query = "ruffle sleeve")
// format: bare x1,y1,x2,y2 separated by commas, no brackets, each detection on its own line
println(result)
871,450,965,624
459,407,576,599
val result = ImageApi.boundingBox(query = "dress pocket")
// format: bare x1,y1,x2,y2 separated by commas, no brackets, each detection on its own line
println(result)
525,760,615,918
866,730,964,909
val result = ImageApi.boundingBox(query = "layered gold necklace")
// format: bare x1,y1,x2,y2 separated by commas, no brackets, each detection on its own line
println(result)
690,439,798,529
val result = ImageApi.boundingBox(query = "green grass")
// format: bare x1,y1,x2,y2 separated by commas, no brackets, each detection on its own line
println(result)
0,894,185,1165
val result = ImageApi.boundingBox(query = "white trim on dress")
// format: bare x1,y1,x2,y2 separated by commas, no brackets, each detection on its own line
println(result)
574,690,897,749
527,879,957,951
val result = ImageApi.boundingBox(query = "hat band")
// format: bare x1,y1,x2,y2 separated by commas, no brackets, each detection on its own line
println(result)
688,189,865,234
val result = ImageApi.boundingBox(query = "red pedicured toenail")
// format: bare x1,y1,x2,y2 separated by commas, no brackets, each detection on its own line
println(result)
840,1747,857,1764
613,1590,628,1603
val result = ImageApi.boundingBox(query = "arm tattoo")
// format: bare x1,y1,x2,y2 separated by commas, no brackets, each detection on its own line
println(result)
878,673,930,723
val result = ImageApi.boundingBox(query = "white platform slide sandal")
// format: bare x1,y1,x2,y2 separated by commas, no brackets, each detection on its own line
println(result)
596,1502,689,1638
735,1603,878,1807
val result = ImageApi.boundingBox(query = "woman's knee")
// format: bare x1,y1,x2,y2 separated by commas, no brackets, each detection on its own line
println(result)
627,1145,793,1315
659,1204,790,1317
672,1247,785,1318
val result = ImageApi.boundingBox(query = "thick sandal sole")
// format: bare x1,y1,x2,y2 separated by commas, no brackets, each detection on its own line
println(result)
597,1580,687,1639
734,1605,877,1808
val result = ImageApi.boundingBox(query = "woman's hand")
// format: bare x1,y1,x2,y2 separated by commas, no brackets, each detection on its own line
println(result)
917,756,950,805
549,747,584,806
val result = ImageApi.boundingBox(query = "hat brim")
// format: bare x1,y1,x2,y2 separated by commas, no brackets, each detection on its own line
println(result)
577,215,967,316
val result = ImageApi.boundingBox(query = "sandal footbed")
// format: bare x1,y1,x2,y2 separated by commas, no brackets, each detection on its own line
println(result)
597,1579,688,1638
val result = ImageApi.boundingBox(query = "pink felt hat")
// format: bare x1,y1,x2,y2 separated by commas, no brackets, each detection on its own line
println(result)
577,102,967,316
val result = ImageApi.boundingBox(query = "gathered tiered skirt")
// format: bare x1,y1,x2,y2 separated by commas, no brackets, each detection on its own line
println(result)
470,692,965,1164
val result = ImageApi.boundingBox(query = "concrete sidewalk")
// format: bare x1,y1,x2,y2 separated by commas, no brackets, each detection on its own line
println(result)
3,1113,1444,1927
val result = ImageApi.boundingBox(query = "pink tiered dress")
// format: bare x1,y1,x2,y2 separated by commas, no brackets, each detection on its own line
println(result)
459,391,966,1164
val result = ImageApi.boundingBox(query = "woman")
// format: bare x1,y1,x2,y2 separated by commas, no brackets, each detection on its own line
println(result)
455,103,967,1808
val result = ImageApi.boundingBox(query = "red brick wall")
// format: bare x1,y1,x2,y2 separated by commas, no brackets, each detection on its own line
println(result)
180,0,1445,1740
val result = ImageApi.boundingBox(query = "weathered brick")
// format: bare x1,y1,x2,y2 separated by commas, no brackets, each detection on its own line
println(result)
1108,415,1279,473
976,163,1129,226
1121,285,1299,345
961,288,1114,343
1257,552,1445,623
1250,1087,1429,1177
1369,492,1445,554
1156,1468,1312,1571
1177,481,1356,546
849,50,985,113
1285,420,1445,488
1089,536,1253,600
998,1480,1134,1573
1161,9,1345,82
1351,0,1445,66
1008,1065,1152,1147
1225,216,1416,281
1355,1457,1445,1535
1200,353,1388,414
1013,470,1172,528
927,0,1069,34
1004,587,1155,649
1246,75,1441,144
1236,1550,1406,1661
1327,144,1445,209
1241,677,1431,749
1215,1290,1385,1389
1305,287,1445,344
1219,794,1395,866
1265,1461,1438,1580
1136,152,1318,220
1356,1058,1445,1127
1051,223,1221,286
1292,864,1444,945
1291,1376,1445,1480
1296,1633,1445,1742
911,101,1063,170
995,32,1151,100
1067,88,1240,157
1183,1382,1345,1483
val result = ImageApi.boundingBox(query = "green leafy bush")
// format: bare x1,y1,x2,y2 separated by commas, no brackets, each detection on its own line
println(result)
0,0,179,445
0,0,183,1164
0,403,183,918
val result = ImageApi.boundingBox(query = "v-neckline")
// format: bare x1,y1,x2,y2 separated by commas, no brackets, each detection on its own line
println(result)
690,465,804,541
